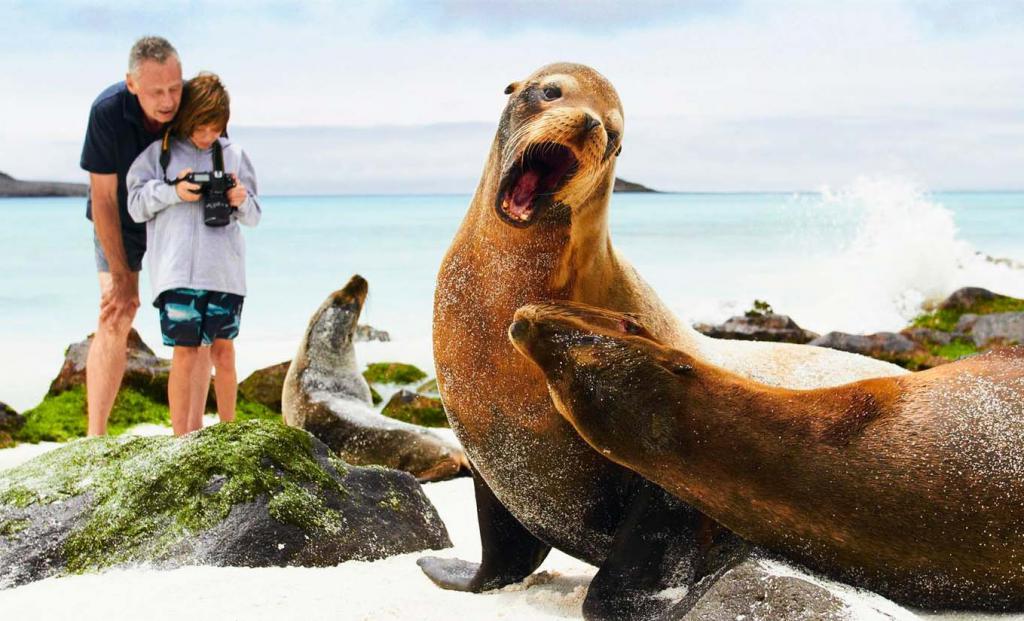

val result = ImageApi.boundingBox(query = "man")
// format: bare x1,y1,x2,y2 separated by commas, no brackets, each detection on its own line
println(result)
80,36,185,436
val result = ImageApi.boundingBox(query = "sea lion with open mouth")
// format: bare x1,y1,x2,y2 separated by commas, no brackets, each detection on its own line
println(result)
511,301,1024,611
423,62,907,619
282,275,469,483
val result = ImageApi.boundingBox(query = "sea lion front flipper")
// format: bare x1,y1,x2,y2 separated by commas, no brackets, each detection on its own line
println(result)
583,477,745,621
418,468,551,591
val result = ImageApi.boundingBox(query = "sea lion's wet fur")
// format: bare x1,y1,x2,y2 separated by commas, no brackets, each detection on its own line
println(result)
282,275,468,482
436,63,907,563
514,301,1024,610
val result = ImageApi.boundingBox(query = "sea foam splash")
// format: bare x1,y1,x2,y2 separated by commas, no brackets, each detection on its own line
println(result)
684,177,1024,335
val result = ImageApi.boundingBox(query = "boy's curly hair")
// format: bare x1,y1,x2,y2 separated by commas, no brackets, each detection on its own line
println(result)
173,72,230,139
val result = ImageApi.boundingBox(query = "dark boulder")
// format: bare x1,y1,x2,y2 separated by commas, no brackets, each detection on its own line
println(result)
0,403,24,449
382,390,448,428
963,313,1024,348
810,331,945,370
696,314,819,345
677,557,852,620
238,361,291,412
354,324,391,343
938,287,1000,311
48,329,176,403
0,420,450,589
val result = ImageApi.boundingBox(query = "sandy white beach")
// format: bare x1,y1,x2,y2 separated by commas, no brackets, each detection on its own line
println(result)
2,432,1024,621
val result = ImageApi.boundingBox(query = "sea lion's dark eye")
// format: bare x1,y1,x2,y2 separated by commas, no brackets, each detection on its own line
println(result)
672,364,694,376
542,85,562,101
619,319,643,335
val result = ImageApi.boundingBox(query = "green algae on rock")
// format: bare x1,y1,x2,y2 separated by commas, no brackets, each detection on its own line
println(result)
0,420,450,588
382,390,449,428
362,362,427,385
913,289,1024,333
15,387,279,444
16,387,170,443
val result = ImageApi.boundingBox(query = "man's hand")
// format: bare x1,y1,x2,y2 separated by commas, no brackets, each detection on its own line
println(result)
227,174,247,208
100,271,140,323
175,168,202,202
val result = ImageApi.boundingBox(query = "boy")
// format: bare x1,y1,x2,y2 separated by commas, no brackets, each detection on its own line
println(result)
127,72,261,435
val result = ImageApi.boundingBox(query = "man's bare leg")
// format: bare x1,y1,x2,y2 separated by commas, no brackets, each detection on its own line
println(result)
211,339,237,423
169,346,201,436
86,272,139,436
188,347,212,432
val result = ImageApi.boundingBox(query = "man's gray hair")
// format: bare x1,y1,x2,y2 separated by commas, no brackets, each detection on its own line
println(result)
128,36,179,75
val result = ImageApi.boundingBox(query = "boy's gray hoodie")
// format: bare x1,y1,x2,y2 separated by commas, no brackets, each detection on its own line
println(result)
127,136,261,304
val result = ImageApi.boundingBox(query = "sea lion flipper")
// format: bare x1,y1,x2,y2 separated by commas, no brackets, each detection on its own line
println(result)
418,469,550,592
583,478,735,621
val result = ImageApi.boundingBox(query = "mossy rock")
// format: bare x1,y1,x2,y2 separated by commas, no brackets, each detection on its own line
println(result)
0,419,450,589
238,361,290,412
913,288,1024,333
362,362,427,385
417,379,439,395
382,390,449,428
15,386,280,444
369,385,383,406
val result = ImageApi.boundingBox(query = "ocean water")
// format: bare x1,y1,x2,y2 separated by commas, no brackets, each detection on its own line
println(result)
1,177,1023,411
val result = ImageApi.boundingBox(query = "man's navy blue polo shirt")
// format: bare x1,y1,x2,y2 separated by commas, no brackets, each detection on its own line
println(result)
80,82,166,261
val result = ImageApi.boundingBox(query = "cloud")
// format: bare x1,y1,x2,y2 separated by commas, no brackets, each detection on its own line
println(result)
1,1,1022,191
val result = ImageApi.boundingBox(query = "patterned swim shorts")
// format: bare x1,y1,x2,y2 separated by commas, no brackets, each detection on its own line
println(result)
156,288,244,347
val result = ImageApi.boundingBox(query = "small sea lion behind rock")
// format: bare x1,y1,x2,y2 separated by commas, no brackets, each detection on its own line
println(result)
511,301,1024,611
283,275,469,482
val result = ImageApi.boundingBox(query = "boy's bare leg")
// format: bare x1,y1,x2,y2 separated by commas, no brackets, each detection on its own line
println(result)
211,339,237,422
86,272,139,436
188,347,213,432
169,346,201,436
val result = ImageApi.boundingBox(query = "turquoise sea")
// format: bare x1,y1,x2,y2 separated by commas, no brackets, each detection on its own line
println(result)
2,180,1023,411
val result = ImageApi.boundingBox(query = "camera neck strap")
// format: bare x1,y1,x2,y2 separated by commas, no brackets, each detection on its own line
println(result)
161,128,226,185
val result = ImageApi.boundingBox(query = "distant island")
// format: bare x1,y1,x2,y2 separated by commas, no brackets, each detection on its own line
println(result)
613,177,657,193
0,172,87,197
0,170,655,197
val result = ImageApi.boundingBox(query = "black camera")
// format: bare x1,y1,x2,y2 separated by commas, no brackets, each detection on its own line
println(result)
184,170,236,227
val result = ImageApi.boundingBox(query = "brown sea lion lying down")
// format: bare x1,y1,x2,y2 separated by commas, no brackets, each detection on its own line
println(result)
510,301,1024,611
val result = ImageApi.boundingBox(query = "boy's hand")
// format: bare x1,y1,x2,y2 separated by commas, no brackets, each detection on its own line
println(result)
227,174,247,208
175,169,202,202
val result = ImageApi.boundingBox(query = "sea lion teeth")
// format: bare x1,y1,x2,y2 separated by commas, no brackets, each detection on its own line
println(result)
425,61,907,619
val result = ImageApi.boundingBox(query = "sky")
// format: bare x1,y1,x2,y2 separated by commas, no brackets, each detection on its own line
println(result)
1,0,1022,193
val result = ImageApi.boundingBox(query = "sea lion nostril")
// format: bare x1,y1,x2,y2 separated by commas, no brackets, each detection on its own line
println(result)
582,114,600,132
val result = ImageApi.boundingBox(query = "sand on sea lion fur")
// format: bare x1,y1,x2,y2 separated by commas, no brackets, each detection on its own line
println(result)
511,301,1024,611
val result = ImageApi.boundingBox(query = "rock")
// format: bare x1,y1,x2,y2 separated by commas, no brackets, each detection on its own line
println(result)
382,390,448,428
47,329,218,414
676,557,852,620
696,314,819,345
354,324,391,342
900,326,952,347
0,403,22,449
938,287,999,311
17,387,170,443
238,361,290,412
809,331,945,370
963,312,1024,347
363,362,428,385
49,329,175,404
913,287,1024,333
0,420,450,589
417,379,439,395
